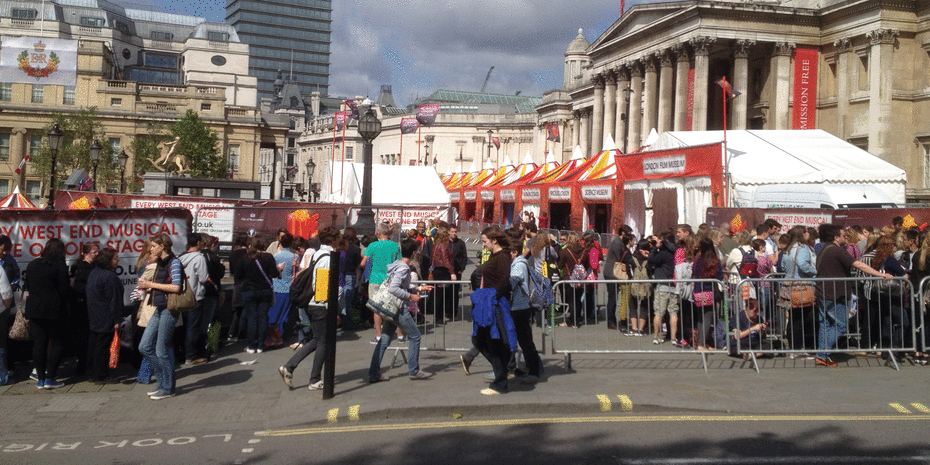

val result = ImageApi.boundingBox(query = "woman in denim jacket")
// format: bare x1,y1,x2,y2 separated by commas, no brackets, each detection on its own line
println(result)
780,226,817,355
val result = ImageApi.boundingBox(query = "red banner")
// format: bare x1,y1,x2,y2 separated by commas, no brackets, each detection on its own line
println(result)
686,68,695,131
400,117,419,134
416,104,441,127
334,112,348,131
616,143,724,206
546,123,560,142
792,48,818,129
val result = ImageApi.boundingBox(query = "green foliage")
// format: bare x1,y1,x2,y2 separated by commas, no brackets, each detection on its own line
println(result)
169,110,226,178
31,107,117,192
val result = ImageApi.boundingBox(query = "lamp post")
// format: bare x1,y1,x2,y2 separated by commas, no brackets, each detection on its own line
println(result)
424,142,430,166
46,124,63,209
89,139,102,191
353,104,381,235
118,150,129,193
306,158,316,202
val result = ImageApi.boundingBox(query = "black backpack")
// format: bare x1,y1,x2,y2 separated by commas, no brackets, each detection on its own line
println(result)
289,255,321,307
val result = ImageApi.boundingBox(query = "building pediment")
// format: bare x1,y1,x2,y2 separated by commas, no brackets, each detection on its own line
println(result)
589,4,695,51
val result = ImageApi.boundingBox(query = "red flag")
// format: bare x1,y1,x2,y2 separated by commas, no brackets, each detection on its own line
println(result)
546,123,560,142
344,100,359,119
400,117,419,134
15,154,29,174
716,76,738,99
333,112,348,131
416,104,440,127
490,135,500,149
78,177,93,191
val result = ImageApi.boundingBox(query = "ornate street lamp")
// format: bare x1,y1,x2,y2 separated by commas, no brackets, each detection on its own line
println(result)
46,124,63,209
89,139,102,191
354,104,381,235
305,158,316,202
118,150,129,193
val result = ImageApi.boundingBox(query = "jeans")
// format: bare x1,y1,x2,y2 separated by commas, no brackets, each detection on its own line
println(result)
510,308,540,376
284,316,326,384
881,302,910,350
369,309,421,378
816,296,849,360
184,300,205,361
242,289,273,351
30,317,65,381
139,307,179,394
340,275,356,320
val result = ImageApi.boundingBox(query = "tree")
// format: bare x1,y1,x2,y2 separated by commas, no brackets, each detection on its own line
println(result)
169,110,226,178
31,107,119,193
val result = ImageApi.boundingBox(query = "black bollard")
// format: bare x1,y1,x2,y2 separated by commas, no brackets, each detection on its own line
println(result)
322,249,341,400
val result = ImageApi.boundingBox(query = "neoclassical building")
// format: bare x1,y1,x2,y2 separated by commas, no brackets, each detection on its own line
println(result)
537,0,930,199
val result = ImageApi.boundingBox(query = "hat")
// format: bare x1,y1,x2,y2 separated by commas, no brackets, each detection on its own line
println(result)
584,229,595,236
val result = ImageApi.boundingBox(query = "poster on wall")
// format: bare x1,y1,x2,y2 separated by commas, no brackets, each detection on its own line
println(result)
130,199,235,242
792,48,819,130
1,36,77,86
0,209,191,305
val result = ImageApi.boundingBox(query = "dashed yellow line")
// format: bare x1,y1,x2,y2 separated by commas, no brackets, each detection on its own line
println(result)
596,394,612,412
617,395,633,412
327,408,339,423
889,403,912,414
257,414,930,437
348,405,360,421
911,403,930,414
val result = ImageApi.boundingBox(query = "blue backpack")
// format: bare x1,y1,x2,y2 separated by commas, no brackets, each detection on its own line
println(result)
525,260,555,308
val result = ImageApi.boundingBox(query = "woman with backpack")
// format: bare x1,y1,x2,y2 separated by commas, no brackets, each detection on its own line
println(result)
582,232,602,324
558,232,586,327
627,239,653,337
508,229,541,384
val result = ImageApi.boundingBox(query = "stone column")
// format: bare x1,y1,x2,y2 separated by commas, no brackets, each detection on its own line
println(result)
657,51,674,134
732,39,754,130
572,110,581,152
615,66,631,152
867,29,898,160
689,36,715,131
591,75,605,157
628,62,644,152
579,109,590,158
642,56,658,143
673,44,690,131
10,128,26,190
834,38,852,139
772,42,795,130
603,72,617,150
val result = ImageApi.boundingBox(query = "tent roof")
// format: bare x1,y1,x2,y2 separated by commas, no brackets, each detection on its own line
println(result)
480,165,517,187
322,162,450,206
647,130,907,185
0,186,36,209
568,149,621,182
529,154,586,184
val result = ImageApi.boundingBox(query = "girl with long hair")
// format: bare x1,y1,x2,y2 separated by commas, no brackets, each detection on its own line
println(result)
691,238,722,350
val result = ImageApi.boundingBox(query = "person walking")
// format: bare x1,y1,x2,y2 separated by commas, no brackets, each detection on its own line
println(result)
471,227,517,395
367,238,434,383
359,223,400,342
137,233,183,400
508,230,541,384
85,247,123,383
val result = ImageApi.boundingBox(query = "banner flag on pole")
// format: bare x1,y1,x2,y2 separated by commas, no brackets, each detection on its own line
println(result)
716,76,738,99
490,135,500,149
546,123,560,142
333,112,348,131
15,154,29,174
416,104,441,127
344,99,359,119
400,117,420,134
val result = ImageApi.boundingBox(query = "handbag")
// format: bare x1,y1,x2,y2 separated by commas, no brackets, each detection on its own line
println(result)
108,328,120,369
166,261,197,312
255,258,277,306
9,295,29,340
781,246,816,308
366,268,405,323
613,262,628,280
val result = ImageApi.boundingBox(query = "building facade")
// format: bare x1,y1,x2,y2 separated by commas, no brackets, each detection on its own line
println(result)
537,0,930,200
0,0,285,203
226,0,332,101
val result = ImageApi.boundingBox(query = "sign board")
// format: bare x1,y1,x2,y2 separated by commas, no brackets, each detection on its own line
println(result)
480,190,494,201
449,192,460,201
501,189,516,201
549,186,571,201
131,199,234,242
464,191,476,200
581,184,612,201
643,155,687,176
522,188,540,201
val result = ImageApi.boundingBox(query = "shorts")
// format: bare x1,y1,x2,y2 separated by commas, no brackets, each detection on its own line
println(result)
653,289,680,318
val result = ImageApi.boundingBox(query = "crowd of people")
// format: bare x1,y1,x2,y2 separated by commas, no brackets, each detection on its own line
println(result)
0,213,925,398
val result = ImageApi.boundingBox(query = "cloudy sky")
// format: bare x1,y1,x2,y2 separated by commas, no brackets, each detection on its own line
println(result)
144,0,657,106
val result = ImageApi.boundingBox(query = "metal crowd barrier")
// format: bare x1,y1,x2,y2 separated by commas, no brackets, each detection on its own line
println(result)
731,276,917,372
550,278,731,372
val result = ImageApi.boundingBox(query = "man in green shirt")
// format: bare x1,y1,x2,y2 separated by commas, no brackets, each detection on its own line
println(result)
360,222,401,342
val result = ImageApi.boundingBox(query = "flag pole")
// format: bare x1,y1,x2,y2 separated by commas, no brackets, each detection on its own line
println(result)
330,116,337,194
341,116,347,192
399,130,403,166
722,76,729,208
417,126,422,165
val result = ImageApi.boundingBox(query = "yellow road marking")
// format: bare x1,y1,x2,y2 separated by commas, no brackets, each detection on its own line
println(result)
596,394,612,412
348,405,360,421
889,403,912,414
617,395,633,412
327,408,339,423
256,414,930,437
911,403,930,414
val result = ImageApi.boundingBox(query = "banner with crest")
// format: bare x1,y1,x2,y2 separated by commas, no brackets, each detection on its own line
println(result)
1,36,77,86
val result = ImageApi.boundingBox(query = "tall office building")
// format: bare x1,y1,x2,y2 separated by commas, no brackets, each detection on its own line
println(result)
226,0,332,100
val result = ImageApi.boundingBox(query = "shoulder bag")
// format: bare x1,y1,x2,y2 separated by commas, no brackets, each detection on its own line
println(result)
366,266,404,323
8,291,29,340
166,260,197,312
780,246,815,307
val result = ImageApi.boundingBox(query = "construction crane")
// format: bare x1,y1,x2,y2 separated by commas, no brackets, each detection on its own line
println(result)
480,66,495,93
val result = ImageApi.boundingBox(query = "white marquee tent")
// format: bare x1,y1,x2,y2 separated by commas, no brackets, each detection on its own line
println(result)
321,161,451,206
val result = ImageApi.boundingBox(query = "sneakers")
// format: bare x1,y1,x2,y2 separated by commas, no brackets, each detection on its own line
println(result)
397,336,408,344
409,371,433,380
652,338,665,345
368,374,387,384
278,366,293,388
519,375,540,385
673,340,689,349
29,369,39,381
150,391,175,400
480,388,503,396
147,389,161,396
35,379,44,389
308,381,324,391
815,357,838,367
43,379,64,390
245,348,256,354
460,355,471,375
256,348,263,354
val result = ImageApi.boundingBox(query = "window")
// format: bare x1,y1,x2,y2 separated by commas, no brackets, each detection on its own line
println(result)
111,98,122,106
63,86,75,105
114,21,129,33
25,180,40,200
0,83,10,101
109,138,121,163
31,84,43,103
345,146,354,161
287,137,295,148
207,31,229,42
201,103,211,111
0,134,9,162
30,134,41,158
80,16,105,26
228,145,240,171
0,180,8,197
211,55,226,66
150,31,173,41
144,53,178,69
11,8,36,19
